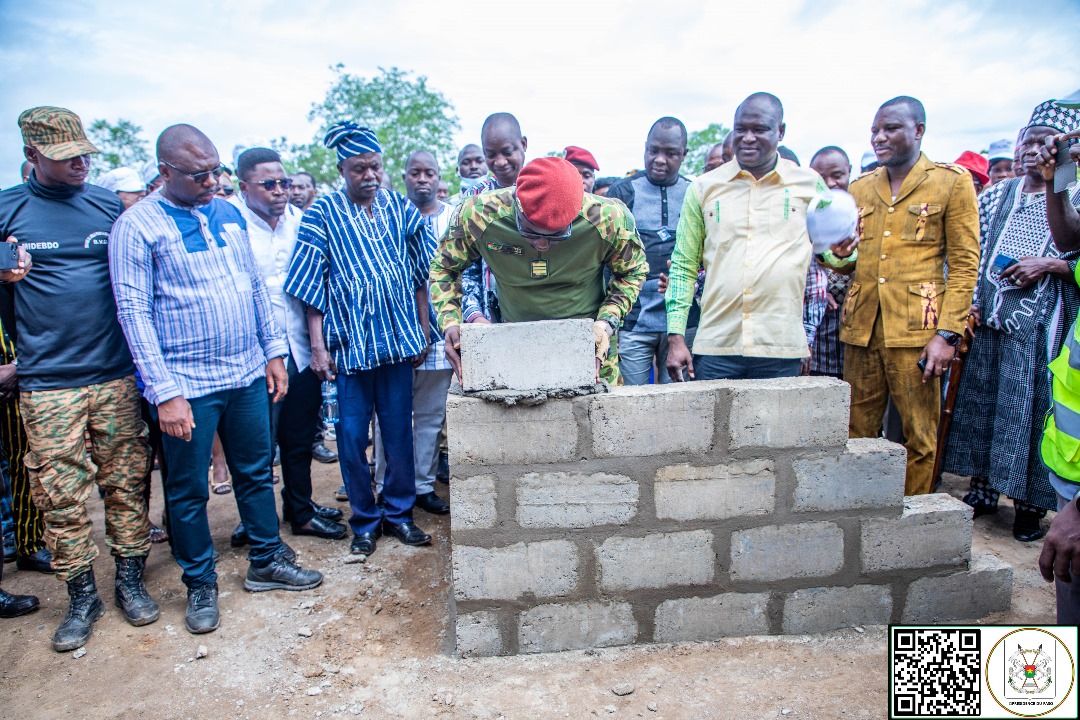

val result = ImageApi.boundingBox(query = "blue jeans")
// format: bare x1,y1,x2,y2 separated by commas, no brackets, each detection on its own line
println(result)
155,378,283,588
620,329,698,385
693,354,802,381
337,362,416,535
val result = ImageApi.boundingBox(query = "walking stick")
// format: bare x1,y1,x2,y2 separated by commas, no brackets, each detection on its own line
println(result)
932,314,978,486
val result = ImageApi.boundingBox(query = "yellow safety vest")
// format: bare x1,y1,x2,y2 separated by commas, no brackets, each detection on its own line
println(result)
1042,267,1080,483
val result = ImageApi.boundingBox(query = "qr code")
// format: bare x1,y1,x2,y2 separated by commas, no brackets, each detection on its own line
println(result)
892,628,981,717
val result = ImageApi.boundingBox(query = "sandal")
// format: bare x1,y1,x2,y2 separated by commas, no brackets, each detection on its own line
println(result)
149,525,169,544
210,465,232,495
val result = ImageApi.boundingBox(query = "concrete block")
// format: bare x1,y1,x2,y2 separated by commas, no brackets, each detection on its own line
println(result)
728,377,849,450
654,593,770,642
453,540,578,601
655,459,775,521
451,475,497,530
861,494,971,573
597,530,714,591
782,585,893,634
460,319,594,392
730,522,845,582
902,551,1013,623
517,471,638,528
793,438,906,512
518,601,637,654
589,384,716,458
455,611,503,657
447,394,577,466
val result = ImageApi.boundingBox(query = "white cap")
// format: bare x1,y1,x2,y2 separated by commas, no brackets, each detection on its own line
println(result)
860,150,877,171
987,139,1014,162
806,189,859,254
141,159,161,185
98,167,144,193
1059,88,1080,110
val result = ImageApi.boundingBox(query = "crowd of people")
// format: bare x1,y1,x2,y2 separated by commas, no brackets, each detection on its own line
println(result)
0,88,1079,654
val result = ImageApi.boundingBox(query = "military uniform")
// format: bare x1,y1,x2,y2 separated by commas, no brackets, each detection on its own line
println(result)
834,152,980,495
430,188,647,385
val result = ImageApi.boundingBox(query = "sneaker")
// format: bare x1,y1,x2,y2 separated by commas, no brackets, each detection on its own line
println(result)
312,442,338,464
185,584,220,634
244,556,323,592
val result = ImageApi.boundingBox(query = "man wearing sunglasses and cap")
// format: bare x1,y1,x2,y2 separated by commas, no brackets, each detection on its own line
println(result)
0,106,157,652
430,156,647,385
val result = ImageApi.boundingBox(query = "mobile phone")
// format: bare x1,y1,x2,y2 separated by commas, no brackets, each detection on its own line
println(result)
990,254,1017,275
917,357,928,374
1055,138,1078,194
0,243,20,271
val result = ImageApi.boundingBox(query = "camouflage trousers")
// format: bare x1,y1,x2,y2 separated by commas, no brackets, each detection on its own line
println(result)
21,375,151,581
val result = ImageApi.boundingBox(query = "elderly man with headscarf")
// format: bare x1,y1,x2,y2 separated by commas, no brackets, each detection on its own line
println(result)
285,122,437,557
943,99,1080,542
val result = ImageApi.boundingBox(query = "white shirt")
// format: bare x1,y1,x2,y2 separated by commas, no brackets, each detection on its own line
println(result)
230,196,312,370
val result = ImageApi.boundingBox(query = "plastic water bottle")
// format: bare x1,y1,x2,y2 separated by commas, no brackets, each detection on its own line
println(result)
320,380,339,425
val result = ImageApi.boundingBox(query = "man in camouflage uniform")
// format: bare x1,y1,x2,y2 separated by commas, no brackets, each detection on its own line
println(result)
430,156,647,385
0,107,156,652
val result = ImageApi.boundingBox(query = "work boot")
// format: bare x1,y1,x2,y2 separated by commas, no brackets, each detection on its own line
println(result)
53,568,105,652
114,555,160,626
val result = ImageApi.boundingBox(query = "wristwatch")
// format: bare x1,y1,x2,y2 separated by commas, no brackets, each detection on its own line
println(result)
936,330,961,346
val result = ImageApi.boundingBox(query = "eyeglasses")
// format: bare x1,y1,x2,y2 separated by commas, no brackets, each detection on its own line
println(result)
515,207,573,243
249,178,293,192
160,159,227,184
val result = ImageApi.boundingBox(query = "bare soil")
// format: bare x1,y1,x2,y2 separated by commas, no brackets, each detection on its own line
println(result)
0,461,1057,720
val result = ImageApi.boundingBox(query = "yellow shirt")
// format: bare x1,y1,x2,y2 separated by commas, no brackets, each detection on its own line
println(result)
667,157,827,358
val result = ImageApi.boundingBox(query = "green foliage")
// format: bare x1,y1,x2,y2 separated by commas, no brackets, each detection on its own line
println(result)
300,65,461,194
685,123,730,174
87,118,151,179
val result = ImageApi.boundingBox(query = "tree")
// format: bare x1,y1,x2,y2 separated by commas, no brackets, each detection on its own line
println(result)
685,123,730,175
87,119,151,179
298,65,461,193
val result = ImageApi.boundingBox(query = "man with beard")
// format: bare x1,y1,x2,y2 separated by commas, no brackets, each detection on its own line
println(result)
822,96,980,496
608,118,695,384
227,148,346,546
2,106,154,651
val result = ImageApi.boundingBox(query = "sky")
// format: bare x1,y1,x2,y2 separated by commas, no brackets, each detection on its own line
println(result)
1,0,1079,189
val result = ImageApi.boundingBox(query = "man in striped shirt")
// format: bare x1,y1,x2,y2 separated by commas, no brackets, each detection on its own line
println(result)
285,122,436,557
110,125,323,636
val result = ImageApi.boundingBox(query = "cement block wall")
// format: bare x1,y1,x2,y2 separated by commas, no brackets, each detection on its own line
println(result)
447,377,1012,657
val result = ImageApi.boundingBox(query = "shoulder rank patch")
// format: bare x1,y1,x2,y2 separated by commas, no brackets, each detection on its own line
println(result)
935,162,967,174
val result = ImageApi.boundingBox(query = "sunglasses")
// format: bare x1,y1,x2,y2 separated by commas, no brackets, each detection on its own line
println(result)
160,159,227,184
249,178,294,191
515,206,572,242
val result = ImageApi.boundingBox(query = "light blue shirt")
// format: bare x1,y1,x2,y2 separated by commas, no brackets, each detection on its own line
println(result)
109,192,288,405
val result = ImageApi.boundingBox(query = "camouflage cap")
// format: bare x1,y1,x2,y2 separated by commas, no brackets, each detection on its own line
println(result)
18,106,99,161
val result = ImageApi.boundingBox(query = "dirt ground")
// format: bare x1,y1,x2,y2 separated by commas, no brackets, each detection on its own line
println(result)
0,457,1059,720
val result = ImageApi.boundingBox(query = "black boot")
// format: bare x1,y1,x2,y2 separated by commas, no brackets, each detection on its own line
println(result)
1013,507,1047,542
114,556,160,626
53,568,105,652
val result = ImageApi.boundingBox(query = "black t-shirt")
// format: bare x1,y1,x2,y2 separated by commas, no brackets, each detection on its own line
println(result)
0,174,134,391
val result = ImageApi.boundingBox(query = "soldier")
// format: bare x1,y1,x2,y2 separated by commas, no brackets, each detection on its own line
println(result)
820,96,981,496
430,156,647,385
0,106,157,652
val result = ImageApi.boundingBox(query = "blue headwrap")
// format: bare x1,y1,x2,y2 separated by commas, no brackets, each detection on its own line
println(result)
324,121,382,162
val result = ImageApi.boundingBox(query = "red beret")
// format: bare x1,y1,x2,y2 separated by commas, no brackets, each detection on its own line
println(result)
564,145,599,171
515,157,585,232
953,151,989,186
